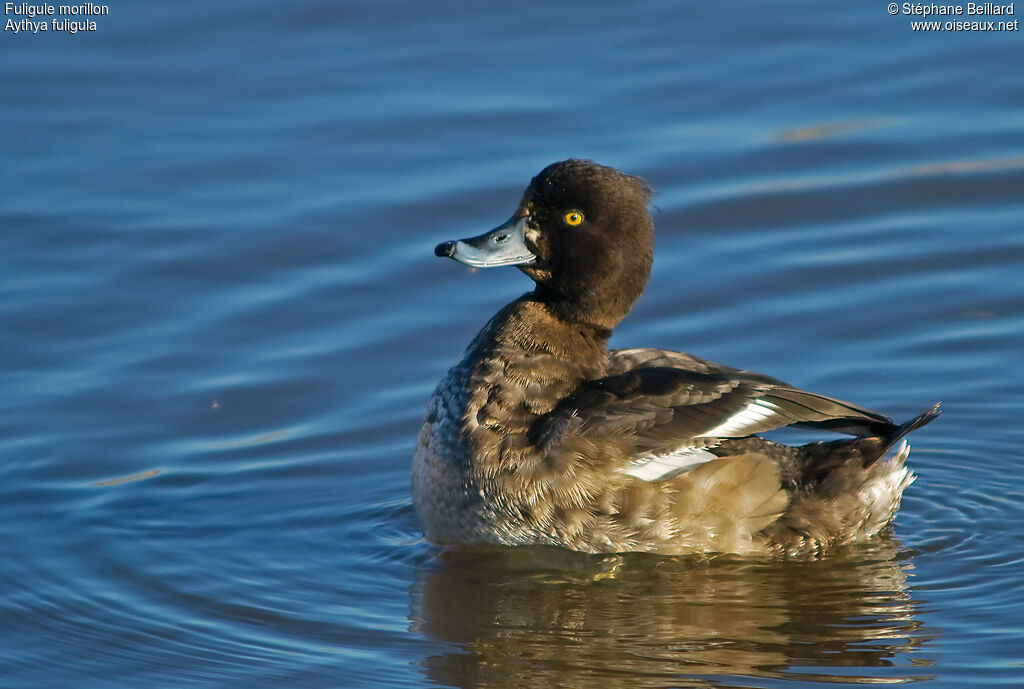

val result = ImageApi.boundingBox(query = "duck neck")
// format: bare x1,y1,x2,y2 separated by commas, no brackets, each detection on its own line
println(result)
532,283,637,333
528,250,649,332
482,295,611,379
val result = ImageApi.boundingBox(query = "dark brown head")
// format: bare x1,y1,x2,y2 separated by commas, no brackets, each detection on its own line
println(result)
435,159,654,330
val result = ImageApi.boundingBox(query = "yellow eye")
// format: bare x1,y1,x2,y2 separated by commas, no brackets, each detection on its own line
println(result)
563,211,584,226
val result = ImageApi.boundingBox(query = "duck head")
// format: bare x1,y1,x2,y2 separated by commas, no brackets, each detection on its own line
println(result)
436,159,654,330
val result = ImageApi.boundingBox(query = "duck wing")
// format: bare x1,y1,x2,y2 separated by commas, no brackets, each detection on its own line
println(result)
528,355,895,466
607,347,895,436
606,347,737,377
607,347,788,383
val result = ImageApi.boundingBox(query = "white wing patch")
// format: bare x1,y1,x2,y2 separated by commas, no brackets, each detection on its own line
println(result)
623,448,718,482
697,398,781,438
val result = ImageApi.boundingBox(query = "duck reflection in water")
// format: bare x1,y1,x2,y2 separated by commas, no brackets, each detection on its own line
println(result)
409,539,935,688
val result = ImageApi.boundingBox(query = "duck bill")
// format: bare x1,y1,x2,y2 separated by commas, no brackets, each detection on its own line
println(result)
434,216,536,267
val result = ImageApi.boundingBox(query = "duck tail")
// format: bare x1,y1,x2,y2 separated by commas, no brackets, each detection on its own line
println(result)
869,402,942,465
766,402,940,554
793,402,941,484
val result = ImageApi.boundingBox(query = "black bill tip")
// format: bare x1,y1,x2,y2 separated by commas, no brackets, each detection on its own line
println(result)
435,241,456,258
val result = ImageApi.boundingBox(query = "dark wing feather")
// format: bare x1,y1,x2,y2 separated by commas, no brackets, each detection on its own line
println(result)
530,356,895,457
762,387,893,436
608,347,791,385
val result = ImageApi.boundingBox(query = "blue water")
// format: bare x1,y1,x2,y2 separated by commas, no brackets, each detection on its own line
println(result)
3,1,1023,687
